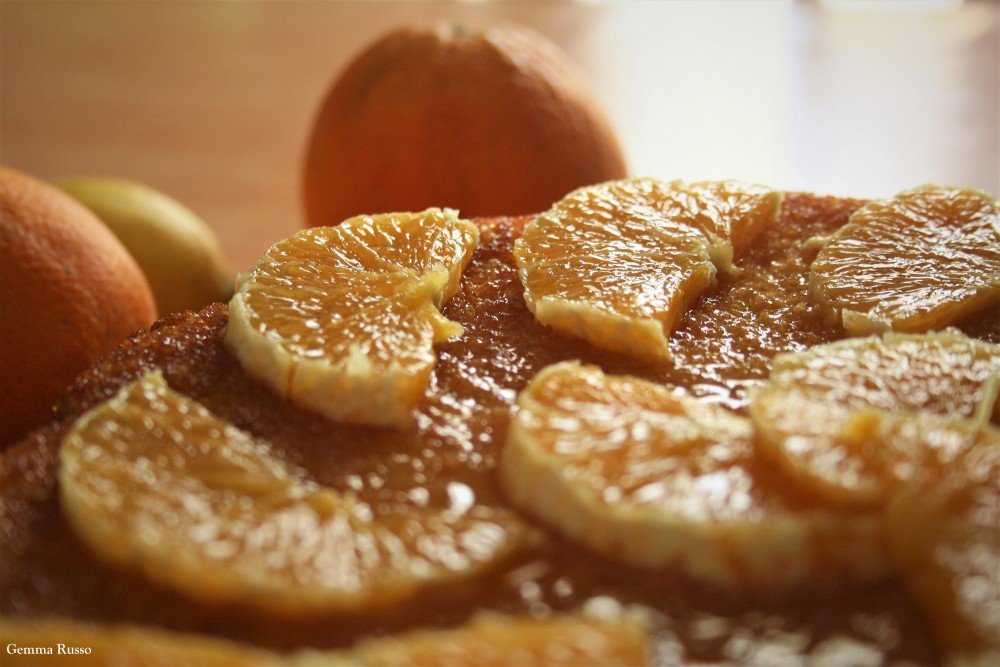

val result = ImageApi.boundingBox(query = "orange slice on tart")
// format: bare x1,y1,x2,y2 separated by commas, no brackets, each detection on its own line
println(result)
809,185,1000,335
501,361,884,587
59,371,529,615
225,209,478,428
0,613,649,667
351,613,651,667
513,178,781,361
883,420,1000,658
749,332,1000,508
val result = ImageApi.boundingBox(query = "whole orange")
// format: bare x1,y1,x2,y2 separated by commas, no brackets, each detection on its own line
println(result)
302,23,628,227
0,166,157,446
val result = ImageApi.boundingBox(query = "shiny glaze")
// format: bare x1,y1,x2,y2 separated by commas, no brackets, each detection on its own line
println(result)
3,193,997,662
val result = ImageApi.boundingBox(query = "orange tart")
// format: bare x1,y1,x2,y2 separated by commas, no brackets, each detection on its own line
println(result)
2,182,998,665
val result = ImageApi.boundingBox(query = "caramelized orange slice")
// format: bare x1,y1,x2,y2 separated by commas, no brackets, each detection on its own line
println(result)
514,178,781,360
59,371,529,615
352,613,650,667
664,179,783,270
750,332,1000,508
501,362,884,587
1,613,648,667
225,209,478,427
809,185,1000,335
882,416,1000,659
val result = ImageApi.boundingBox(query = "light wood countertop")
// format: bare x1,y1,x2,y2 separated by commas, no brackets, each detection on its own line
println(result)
2,0,997,273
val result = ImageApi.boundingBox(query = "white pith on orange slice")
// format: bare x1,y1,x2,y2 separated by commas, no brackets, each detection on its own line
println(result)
809,185,1000,335
500,361,884,587
59,371,529,615
513,177,782,361
225,209,478,428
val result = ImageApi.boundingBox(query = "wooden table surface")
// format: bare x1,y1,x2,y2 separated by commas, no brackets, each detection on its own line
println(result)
2,0,997,273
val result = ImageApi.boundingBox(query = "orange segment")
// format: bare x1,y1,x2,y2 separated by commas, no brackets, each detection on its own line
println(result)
809,185,1000,335
882,417,1000,657
514,178,781,360
59,371,529,615
663,179,783,270
225,208,478,427
324,210,479,303
749,332,1000,508
0,617,289,666
501,362,884,587
748,331,1000,654
0,614,648,667
0,613,647,667
351,614,651,667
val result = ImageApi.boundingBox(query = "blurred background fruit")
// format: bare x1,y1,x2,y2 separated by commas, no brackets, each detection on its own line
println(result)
302,22,628,228
0,166,157,446
57,177,235,316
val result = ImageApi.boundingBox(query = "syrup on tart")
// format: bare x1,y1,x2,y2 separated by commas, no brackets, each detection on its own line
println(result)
2,180,999,665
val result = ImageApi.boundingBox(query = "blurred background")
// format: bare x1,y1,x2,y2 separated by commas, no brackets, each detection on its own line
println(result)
2,0,997,272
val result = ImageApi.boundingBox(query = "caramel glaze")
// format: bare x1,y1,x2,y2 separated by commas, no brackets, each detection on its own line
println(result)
2,192,998,662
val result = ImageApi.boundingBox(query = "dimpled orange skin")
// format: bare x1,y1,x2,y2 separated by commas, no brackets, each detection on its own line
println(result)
302,23,628,227
0,166,156,447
